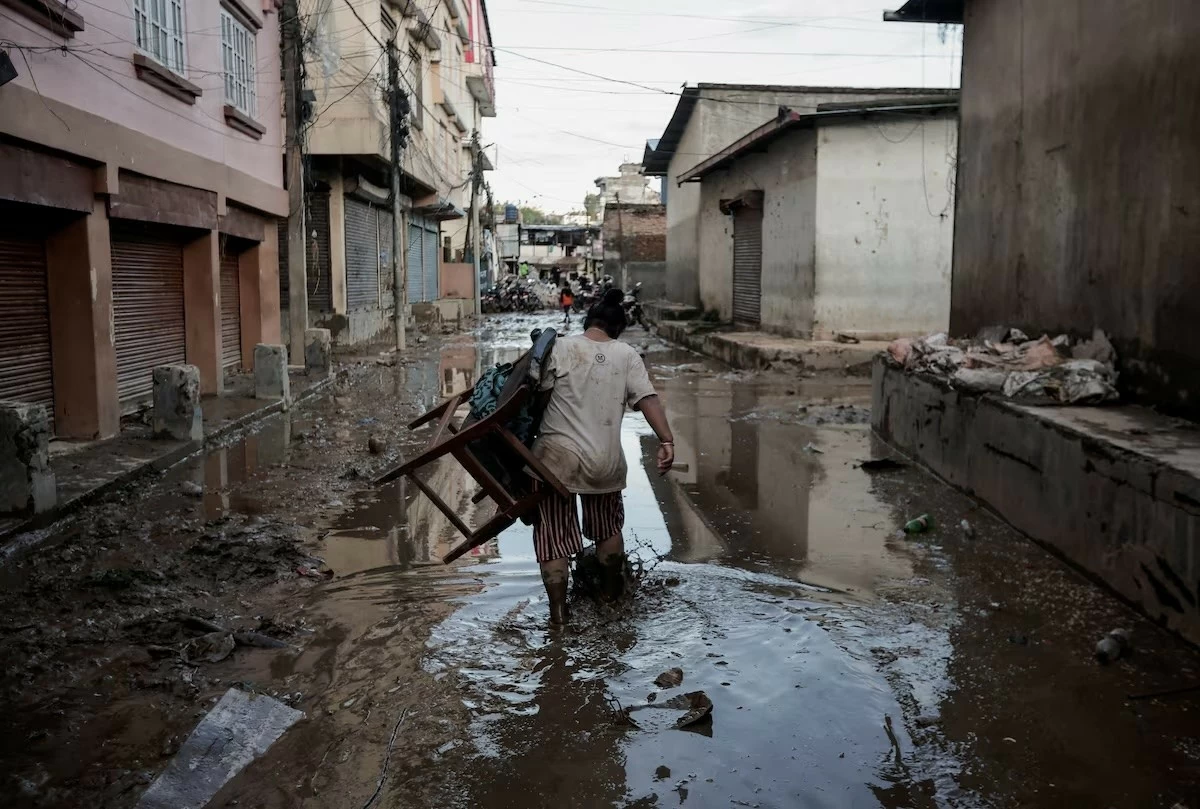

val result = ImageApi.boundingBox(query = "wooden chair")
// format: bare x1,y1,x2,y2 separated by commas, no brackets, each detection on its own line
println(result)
374,343,569,564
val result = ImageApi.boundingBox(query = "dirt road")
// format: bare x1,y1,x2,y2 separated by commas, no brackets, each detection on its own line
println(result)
3,314,1199,808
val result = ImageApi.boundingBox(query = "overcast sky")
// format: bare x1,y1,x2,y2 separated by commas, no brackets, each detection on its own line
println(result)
481,0,962,213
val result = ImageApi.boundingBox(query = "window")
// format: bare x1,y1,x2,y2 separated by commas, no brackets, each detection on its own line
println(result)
409,48,423,129
134,0,186,75
221,10,257,117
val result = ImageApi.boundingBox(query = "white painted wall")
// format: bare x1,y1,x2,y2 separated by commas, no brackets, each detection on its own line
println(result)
812,115,956,339
662,86,954,308
696,128,818,331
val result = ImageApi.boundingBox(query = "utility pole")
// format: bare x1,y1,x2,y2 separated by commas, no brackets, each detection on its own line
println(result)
282,0,308,363
468,131,483,316
387,38,408,351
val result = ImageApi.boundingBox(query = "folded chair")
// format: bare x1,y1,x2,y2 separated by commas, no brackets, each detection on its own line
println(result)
374,329,568,563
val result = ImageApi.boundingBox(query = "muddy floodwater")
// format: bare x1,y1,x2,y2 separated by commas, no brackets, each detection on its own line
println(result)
3,313,1200,809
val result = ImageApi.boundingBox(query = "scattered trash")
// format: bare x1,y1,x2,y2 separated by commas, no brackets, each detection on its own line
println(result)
1095,628,1131,664
368,436,387,455
136,689,303,809
802,442,823,454
654,667,684,688
181,615,226,634
295,565,333,580
859,458,906,473
902,514,933,535
834,332,860,344
182,631,235,664
624,691,714,732
914,714,939,728
959,519,976,539
180,481,203,498
358,417,378,426
416,335,428,345
233,631,289,650
885,328,1120,405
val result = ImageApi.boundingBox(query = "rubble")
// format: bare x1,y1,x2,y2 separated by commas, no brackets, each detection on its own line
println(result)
885,328,1120,405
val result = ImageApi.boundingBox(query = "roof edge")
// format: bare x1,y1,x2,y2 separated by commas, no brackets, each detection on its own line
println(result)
677,99,959,184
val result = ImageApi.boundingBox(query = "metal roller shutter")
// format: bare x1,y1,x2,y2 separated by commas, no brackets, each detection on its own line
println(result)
111,226,187,406
277,216,288,301
0,231,54,417
407,220,424,303
307,192,332,311
422,220,439,302
732,206,763,327
220,252,242,370
345,197,379,309
377,208,394,303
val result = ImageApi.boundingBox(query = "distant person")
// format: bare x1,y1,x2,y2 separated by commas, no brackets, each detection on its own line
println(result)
518,262,531,278
559,286,574,325
532,288,676,627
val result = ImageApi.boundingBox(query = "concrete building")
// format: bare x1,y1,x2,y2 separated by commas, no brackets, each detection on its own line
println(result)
0,0,287,440
295,0,495,344
888,0,1200,417
677,100,957,338
602,204,666,299
643,84,957,307
594,163,661,210
872,1,1200,644
517,224,600,278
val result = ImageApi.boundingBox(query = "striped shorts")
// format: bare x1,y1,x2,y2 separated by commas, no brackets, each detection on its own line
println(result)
533,488,625,563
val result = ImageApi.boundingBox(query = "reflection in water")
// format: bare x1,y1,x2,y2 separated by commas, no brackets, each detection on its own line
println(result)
650,371,913,595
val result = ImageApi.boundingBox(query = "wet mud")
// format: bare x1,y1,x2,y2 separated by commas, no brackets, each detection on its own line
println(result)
3,314,1200,808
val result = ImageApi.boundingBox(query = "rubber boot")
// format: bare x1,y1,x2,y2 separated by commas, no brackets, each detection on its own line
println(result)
599,553,629,603
546,579,570,627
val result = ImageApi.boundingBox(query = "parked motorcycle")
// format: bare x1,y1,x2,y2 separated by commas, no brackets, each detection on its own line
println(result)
622,282,645,328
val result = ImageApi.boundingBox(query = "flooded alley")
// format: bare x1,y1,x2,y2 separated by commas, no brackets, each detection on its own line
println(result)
3,314,1199,809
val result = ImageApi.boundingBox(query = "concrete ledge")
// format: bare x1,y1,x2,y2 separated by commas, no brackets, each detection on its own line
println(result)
871,356,1200,643
644,301,701,323
656,320,885,372
0,369,344,546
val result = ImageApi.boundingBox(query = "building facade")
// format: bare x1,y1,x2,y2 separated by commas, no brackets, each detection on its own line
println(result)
643,84,957,307
678,101,957,338
889,0,1200,416
295,0,495,345
0,0,287,440
601,204,666,299
594,163,661,211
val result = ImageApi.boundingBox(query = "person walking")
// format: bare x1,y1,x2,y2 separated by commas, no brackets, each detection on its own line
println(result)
559,286,575,327
531,288,675,627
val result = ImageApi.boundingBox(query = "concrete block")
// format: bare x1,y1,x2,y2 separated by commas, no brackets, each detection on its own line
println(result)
0,401,56,515
304,328,332,377
254,344,290,408
152,365,203,442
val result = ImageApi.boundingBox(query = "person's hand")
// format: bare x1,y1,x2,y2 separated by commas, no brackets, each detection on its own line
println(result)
656,442,674,476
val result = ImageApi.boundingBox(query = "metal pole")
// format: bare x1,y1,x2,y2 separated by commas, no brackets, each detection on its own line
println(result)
469,132,482,316
388,38,407,351
282,0,307,363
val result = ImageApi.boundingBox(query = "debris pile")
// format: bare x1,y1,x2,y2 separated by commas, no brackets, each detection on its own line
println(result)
885,327,1119,405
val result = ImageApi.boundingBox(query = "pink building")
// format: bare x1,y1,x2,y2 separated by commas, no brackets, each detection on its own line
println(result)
0,0,288,439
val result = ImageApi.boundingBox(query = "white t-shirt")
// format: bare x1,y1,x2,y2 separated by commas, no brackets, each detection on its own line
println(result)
533,334,657,494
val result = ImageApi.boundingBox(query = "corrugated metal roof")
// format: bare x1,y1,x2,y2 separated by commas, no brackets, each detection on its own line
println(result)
677,96,959,184
883,0,964,24
643,83,959,177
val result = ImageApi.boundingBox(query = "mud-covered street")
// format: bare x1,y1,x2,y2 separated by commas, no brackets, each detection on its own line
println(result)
3,314,1200,809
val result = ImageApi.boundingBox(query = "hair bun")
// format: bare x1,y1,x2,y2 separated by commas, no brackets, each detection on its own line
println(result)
602,288,624,306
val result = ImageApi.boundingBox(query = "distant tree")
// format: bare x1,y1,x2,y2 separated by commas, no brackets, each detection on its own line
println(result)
519,206,562,225
582,193,601,221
